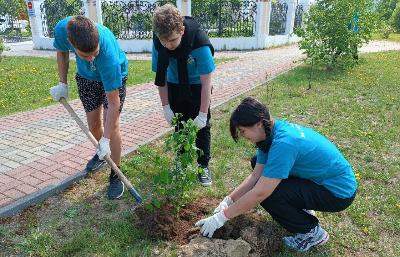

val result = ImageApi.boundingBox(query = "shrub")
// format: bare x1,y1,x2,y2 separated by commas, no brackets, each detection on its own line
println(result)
145,114,200,214
390,2,400,32
376,0,399,21
381,21,395,38
295,0,378,70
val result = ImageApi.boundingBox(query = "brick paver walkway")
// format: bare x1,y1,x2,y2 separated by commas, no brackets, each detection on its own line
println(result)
1,41,399,216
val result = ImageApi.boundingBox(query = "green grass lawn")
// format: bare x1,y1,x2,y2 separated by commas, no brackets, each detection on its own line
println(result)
1,52,399,256
0,57,234,117
372,32,400,42
0,57,153,117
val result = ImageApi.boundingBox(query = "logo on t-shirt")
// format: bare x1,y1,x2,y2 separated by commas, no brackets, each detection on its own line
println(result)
289,123,306,138
187,55,195,65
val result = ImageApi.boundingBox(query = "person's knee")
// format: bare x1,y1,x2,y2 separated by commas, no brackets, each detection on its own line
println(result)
259,180,293,211
88,119,101,133
260,195,280,212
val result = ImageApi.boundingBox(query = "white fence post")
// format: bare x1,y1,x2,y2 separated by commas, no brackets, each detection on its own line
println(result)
26,0,45,48
177,0,191,16
284,0,297,35
85,0,103,25
255,0,270,49
265,0,272,38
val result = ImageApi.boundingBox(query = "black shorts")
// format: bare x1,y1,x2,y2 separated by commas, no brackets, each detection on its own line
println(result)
76,73,127,113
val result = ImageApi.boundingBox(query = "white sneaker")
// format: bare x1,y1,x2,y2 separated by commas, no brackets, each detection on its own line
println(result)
283,224,329,252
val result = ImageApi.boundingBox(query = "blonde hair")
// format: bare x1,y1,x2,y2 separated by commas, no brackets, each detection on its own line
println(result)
153,4,184,39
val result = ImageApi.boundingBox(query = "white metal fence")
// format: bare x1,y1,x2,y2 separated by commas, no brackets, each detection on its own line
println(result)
27,0,311,52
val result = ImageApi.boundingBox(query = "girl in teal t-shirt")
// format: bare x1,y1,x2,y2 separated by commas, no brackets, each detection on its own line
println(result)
195,97,357,252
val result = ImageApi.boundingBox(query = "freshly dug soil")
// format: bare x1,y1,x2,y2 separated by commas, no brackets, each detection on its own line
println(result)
135,198,284,256
135,198,218,244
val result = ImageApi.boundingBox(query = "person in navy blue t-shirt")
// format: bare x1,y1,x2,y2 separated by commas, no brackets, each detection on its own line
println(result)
196,97,357,252
152,4,215,186
49,15,128,200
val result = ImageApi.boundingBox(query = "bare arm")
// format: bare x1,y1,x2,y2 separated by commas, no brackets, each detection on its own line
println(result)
199,73,212,113
104,90,120,139
229,164,264,202
157,85,169,106
57,51,69,84
225,176,282,219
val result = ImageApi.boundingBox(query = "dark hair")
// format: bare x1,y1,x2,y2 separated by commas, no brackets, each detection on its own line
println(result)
230,97,272,142
67,15,99,53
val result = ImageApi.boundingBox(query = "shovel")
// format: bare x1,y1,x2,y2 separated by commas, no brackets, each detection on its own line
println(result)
59,97,143,203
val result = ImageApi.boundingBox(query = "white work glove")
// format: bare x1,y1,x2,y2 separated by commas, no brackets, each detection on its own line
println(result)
195,210,229,238
97,136,111,160
193,111,207,129
49,82,69,101
213,196,233,214
162,104,174,126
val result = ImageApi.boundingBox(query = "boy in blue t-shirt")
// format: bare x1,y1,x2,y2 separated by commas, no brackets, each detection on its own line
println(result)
49,15,128,200
152,4,216,186
196,97,357,252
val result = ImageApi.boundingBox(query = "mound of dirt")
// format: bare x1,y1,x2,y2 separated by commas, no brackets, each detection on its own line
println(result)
135,198,219,244
136,198,284,257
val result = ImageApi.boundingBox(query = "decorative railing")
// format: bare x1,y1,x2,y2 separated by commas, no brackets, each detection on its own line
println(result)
294,4,304,29
40,0,84,38
0,0,24,43
31,0,309,51
269,1,288,35
0,15,23,43
101,0,175,39
191,0,257,37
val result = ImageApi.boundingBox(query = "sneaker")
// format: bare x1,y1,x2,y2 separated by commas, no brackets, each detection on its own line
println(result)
198,166,212,187
86,153,106,172
107,170,124,200
283,224,329,252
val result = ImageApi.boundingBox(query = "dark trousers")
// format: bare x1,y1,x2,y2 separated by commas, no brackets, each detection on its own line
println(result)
251,156,356,233
168,82,211,167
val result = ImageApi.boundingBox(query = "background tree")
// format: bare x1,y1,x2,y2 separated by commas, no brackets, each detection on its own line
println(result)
295,0,378,70
0,0,27,19
376,0,399,20
390,1,400,31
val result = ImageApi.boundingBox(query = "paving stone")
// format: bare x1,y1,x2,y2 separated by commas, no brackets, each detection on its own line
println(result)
3,188,25,200
0,165,12,174
3,161,21,169
20,176,42,187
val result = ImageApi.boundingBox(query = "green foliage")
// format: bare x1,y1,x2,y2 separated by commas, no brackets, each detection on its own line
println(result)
390,2,400,31
192,0,254,37
0,37,4,57
0,0,26,19
101,3,127,39
296,0,378,70
380,21,395,38
145,114,200,214
40,0,83,38
376,0,399,21
102,0,175,39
